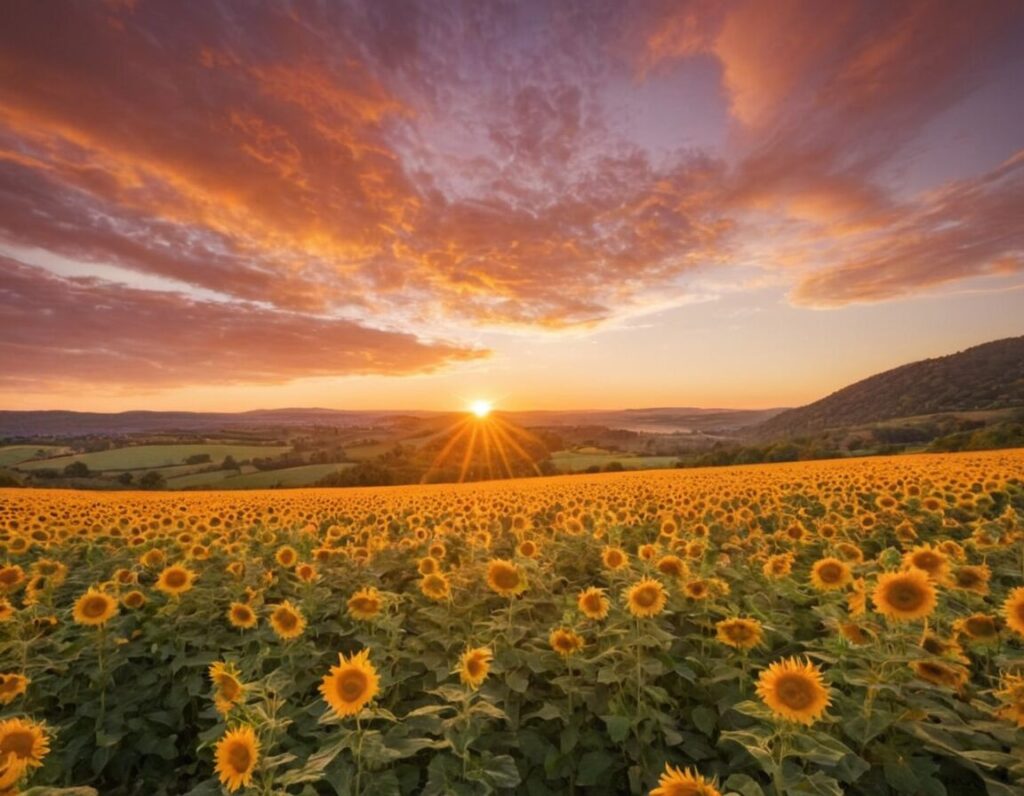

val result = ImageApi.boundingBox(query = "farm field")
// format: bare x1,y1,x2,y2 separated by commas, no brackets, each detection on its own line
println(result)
1,450,1023,795
549,449,680,472
15,444,292,472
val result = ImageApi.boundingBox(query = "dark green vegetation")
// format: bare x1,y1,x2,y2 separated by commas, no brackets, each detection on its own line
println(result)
756,336,1024,439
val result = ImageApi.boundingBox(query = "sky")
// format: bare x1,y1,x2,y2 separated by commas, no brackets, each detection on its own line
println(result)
1,0,1022,413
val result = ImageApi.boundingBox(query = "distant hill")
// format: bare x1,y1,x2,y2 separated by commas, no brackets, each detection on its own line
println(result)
755,336,1024,438
0,406,781,439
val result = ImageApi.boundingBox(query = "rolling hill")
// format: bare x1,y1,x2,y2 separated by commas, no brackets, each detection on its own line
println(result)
755,336,1024,438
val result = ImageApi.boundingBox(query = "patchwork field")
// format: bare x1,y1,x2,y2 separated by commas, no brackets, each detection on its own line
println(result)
1,450,1023,795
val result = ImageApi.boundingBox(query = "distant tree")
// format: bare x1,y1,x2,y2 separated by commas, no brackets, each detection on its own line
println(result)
604,461,625,472
537,459,557,476
185,453,212,465
116,472,134,486
0,471,21,488
222,455,238,470
63,461,91,478
139,471,166,490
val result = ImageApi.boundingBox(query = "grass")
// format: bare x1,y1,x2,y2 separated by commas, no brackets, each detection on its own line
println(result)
167,463,356,489
0,445,69,467
16,444,291,472
550,450,679,472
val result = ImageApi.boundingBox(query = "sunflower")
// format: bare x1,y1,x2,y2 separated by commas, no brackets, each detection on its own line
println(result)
209,661,245,714
601,546,628,570
457,647,493,689
275,546,298,568
715,618,763,650
763,553,794,580
320,648,380,718
0,751,22,791
227,602,257,630
756,657,831,725
910,660,968,690
0,566,24,593
625,577,667,618
295,563,318,583
650,762,722,796
902,544,949,581
420,573,450,601
0,599,13,623
549,628,585,657
920,632,969,664
517,539,540,559
954,613,1000,644
847,578,866,617
214,725,260,793
486,559,526,597
810,557,852,591
417,556,439,575
122,590,146,609
837,621,873,646
1002,587,1024,638
0,718,49,771
72,588,119,626
995,672,1024,727
872,569,937,621
951,564,990,595
155,564,196,597
683,579,710,600
269,601,305,640
347,587,382,621
577,587,609,620
0,674,28,705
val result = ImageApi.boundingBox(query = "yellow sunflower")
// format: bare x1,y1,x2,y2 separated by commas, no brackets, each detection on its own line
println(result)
420,573,451,601
275,546,298,568
549,628,585,657
625,577,667,618
155,564,196,597
319,648,380,718
872,569,937,621
1002,587,1024,638
0,674,29,705
457,647,493,689
0,717,49,771
902,544,949,581
715,618,763,650
601,546,628,570
910,659,968,690
577,587,609,620
995,672,1024,727
209,661,245,715
269,601,306,640
347,587,382,621
954,613,1000,644
214,725,260,793
227,602,258,630
810,557,852,592
951,564,990,595
122,590,146,609
756,657,831,725
650,762,722,796
486,559,526,597
72,588,119,626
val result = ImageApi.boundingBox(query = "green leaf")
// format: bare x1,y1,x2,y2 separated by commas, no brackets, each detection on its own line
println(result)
603,715,632,743
576,750,616,787
723,773,766,796
692,705,717,736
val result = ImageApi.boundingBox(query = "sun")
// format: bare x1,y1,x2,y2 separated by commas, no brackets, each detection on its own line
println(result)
469,399,493,418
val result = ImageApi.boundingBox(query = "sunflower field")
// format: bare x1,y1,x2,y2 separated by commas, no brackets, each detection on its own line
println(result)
1,449,1024,795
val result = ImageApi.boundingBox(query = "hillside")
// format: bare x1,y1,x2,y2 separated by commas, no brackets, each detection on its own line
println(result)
755,336,1024,438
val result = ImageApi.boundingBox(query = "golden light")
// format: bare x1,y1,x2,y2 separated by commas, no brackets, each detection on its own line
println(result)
469,399,493,418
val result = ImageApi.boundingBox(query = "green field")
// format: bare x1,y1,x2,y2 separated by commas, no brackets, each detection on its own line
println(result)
0,445,69,467
221,463,356,488
16,444,291,472
550,450,679,472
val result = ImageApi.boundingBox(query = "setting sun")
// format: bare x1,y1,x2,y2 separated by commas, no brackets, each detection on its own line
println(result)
469,399,493,418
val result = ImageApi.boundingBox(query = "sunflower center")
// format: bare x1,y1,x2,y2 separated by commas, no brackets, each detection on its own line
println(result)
226,741,252,773
0,729,35,759
633,586,657,607
233,607,253,622
818,563,843,582
887,581,925,610
218,677,241,700
774,674,814,709
337,670,368,702
492,567,519,590
82,595,110,618
465,657,483,677
351,597,378,613
275,610,297,631
583,595,602,613
913,553,941,571
165,570,187,588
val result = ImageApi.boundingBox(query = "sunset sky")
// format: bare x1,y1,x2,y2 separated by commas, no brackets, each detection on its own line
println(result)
1,0,1022,412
